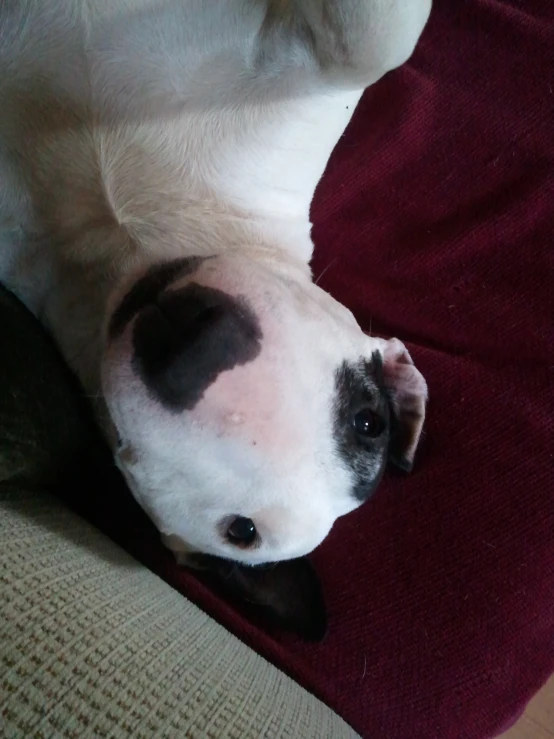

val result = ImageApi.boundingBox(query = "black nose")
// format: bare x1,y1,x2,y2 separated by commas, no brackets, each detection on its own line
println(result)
132,283,262,412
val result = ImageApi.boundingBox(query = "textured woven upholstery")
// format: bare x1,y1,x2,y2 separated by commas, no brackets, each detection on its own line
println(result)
0,486,359,739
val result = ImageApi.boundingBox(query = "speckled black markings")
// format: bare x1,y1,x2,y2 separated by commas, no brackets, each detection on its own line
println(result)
109,256,208,340
333,352,391,502
132,283,263,412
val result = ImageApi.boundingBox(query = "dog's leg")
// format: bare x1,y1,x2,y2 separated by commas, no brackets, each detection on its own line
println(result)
258,0,431,89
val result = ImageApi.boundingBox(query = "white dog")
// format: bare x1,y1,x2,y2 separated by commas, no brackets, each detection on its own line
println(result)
0,0,430,635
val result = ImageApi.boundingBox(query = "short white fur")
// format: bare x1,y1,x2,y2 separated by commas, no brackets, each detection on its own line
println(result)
0,0,431,565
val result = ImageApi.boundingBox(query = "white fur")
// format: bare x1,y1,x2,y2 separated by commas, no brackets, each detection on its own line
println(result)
0,0,431,565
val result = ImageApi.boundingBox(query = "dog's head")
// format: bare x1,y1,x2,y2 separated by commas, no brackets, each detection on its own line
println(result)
101,253,427,637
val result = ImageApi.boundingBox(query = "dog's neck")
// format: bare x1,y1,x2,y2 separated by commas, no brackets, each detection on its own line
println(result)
0,5,359,410
2,102,324,420
34,199,314,411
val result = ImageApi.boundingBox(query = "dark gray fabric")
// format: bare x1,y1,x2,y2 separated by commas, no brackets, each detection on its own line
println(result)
0,284,105,486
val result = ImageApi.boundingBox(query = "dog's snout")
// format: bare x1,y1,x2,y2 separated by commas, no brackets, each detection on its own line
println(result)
131,284,263,412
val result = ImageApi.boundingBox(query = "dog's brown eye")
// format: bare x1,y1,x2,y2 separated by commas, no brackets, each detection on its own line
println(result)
354,408,385,438
227,516,257,546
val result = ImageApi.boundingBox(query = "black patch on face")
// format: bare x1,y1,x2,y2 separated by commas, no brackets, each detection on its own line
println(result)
333,352,391,502
131,283,262,412
108,257,208,340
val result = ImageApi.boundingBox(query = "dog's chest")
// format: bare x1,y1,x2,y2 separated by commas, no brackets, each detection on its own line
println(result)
2,1,361,222
0,0,363,324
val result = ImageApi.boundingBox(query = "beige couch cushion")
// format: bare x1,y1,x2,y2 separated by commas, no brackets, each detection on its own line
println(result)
1,486,359,738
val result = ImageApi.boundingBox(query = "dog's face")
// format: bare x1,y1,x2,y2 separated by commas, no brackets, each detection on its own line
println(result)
101,254,427,636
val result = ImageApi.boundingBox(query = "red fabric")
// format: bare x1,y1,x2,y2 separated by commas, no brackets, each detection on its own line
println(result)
67,2,554,737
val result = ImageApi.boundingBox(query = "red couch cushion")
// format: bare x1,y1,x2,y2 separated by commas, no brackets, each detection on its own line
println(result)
63,1,554,737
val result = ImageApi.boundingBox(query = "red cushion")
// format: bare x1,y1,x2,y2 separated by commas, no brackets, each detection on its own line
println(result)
65,1,554,737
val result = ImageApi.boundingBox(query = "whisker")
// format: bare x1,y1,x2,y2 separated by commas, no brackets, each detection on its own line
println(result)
314,256,339,285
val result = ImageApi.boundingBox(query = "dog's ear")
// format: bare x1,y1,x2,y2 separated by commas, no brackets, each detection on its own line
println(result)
382,338,428,473
186,553,327,641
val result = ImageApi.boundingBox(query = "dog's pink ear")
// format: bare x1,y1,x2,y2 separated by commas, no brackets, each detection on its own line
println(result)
382,338,428,473
186,553,327,641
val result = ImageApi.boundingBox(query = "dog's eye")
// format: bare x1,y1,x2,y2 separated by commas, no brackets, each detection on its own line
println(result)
226,516,257,546
353,408,385,438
